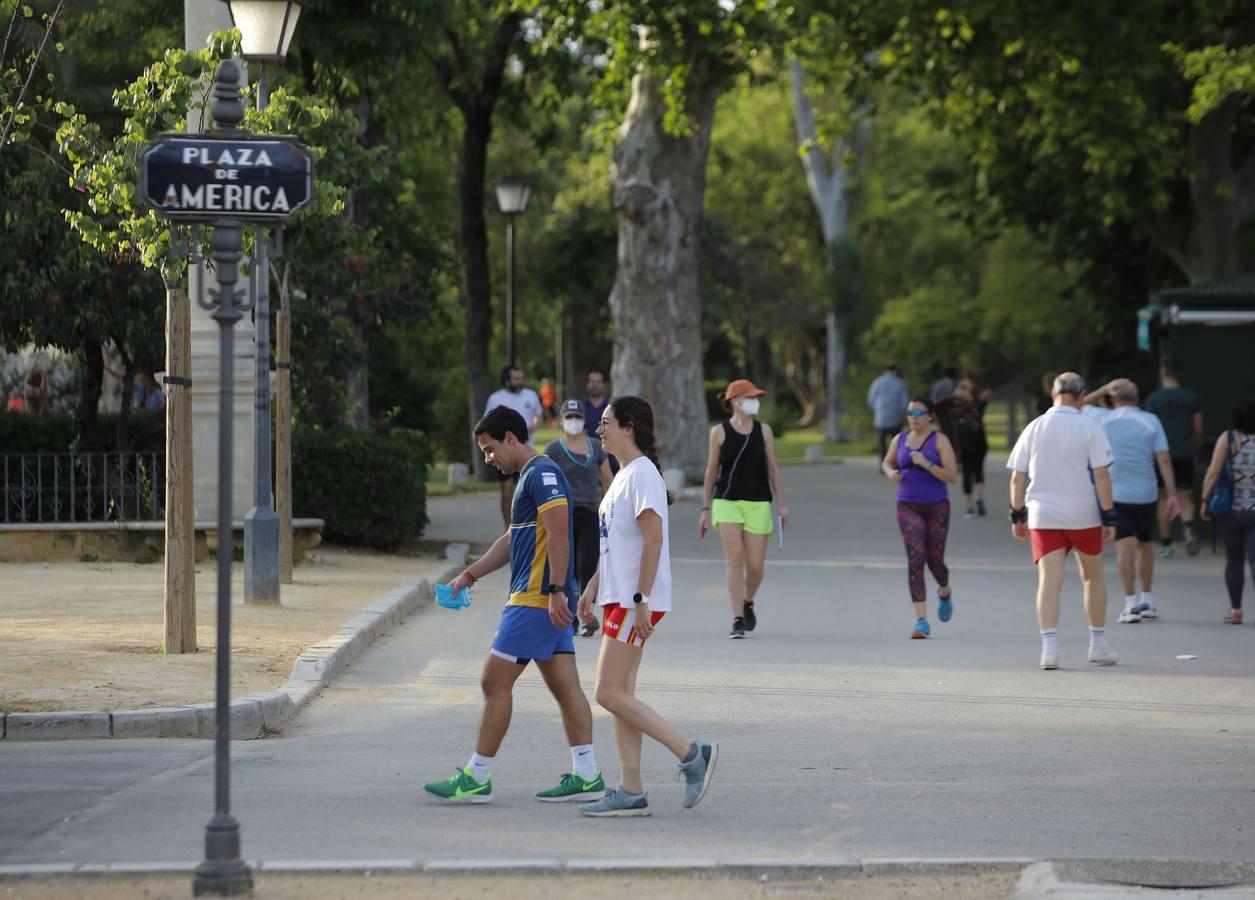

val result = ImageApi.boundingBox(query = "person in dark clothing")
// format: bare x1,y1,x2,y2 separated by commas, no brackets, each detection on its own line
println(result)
545,399,614,636
1201,397,1255,624
699,379,789,639
949,375,991,518
1146,361,1204,557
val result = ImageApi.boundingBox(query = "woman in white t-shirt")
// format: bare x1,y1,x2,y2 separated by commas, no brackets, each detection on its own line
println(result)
575,396,718,817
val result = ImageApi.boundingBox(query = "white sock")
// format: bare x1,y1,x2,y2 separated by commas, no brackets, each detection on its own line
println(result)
1123,595,1138,611
1089,627,1107,650
1040,629,1058,655
1140,591,1155,609
571,744,598,781
467,752,493,784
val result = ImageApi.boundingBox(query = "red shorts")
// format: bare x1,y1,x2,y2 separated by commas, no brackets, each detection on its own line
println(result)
601,604,666,647
1030,527,1103,563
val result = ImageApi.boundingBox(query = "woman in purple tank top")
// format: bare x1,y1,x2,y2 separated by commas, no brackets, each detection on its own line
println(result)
881,397,959,638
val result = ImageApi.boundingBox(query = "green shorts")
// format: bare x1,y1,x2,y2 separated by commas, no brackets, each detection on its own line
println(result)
711,499,774,535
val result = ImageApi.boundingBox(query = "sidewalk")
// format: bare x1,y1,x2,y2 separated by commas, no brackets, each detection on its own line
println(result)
0,547,450,714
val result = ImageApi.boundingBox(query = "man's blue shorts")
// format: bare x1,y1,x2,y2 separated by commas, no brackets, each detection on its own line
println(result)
490,605,574,665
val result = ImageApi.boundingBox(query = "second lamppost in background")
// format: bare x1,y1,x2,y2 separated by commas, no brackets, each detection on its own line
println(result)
495,176,530,368
222,0,302,606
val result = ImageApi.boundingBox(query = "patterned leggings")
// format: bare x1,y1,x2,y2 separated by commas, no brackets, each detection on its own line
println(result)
896,500,951,605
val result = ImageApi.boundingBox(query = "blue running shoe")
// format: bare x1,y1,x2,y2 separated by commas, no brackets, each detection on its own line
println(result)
938,590,953,623
677,741,719,809
579,787,651,817
911,618,930,639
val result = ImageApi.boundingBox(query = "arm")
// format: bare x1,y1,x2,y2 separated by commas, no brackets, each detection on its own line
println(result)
632,509,665,639
1155,450,1180,519
699,424,723,537
450,530,512,591
1200,433,1230,520
762,424,789,526
1010,470,1029,542
539,503,573,628
912,433,958,484
599,459,613,495
1092,466,1116,543
1082,380,1117,407
577,570,600,624
881,433,902,481
1192,411,1204,459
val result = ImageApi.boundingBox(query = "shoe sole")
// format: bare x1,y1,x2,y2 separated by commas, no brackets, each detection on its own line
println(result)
581,806,651,817
729,633,745,639
1140,613,1159,619
1088,657,1118,666
536,790,605,803
1117,615,1141,623
1040,662,1058,670
684,743,719,810
424,790,493,804
910,632,928,639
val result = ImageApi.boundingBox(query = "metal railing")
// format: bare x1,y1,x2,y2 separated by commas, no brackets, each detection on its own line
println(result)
1,452,165,524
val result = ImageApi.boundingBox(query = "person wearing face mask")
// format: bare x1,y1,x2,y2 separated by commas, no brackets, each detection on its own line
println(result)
700,379,790,639
546,399,615,636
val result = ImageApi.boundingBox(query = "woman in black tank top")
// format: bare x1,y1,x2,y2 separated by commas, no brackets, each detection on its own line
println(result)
699,379,789,639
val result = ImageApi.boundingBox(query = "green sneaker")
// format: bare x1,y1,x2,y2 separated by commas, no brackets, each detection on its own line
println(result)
535,771,605,803
423,767,492,804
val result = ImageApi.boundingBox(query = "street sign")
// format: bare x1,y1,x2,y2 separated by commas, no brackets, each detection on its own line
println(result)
139,134,313,223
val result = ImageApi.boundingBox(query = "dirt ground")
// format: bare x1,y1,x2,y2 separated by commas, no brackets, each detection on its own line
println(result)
0,547,451,713
0,870,1020,899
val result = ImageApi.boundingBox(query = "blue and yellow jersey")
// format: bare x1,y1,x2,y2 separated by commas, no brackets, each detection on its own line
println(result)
508,456,579,608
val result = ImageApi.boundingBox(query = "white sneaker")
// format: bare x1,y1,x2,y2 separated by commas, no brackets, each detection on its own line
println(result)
1040,649,1059,670
1139,605,1159,619
1117,608,1141,623
1088,645,1119,666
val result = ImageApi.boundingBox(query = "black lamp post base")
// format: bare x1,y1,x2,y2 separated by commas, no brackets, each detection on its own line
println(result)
192,814,252,896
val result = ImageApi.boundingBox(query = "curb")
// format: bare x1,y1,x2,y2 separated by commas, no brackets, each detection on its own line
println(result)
0,546,467,742
0,857,1040,880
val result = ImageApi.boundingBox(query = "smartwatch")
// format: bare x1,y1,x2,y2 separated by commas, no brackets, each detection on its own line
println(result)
632,592,645,605
545,583,564,595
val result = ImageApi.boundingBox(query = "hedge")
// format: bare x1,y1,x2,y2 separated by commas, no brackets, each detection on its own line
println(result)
0,411,165,454
292,424,429,550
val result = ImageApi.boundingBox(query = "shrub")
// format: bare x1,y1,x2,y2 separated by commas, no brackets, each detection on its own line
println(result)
292,424,429,550
0,411,165,454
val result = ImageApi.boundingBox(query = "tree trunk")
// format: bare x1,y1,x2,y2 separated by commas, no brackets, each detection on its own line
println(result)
164,282,196,653
1185,94,1248,283
460,111,495,479
608,69,719,478
344,314,369,430
76,340,104,451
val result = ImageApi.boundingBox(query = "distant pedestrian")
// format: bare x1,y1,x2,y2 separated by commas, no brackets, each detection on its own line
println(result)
539,378,557,427
1082,379,1179,623
1007,372,1119,670
424,406,603,805
133,373,166,411
484,365,545,528
545,399,614,637
882,397,958,639
868,363,909,460
1034,371,1057,419
931,365,959,403
699,379,789,639
22,368,48,416
950,375,991,518
577,396,718,817
1145,361,1203,557
1200,396,1255,625
583,370,610,439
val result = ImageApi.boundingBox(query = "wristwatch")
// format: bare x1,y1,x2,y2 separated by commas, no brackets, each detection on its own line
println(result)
545,583,564,594
632,592,646,605
1008,506,1028,524
1100,507,1119,527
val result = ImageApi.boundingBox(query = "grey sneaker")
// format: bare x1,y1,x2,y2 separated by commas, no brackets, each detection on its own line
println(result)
1088,645,1119,666
677,741,719,809
579,787,650,817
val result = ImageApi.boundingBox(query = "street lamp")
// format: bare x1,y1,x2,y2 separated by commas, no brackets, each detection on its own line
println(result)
495,176,530,367
223,0,302,606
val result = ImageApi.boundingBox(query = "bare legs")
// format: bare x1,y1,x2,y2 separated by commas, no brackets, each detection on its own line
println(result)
717,524,769,616
1034,548,1107,629
474,652,591,757
1116,538,1155,596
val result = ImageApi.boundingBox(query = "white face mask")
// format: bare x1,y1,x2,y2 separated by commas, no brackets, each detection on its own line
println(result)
562,418,585,436
738,398,761,416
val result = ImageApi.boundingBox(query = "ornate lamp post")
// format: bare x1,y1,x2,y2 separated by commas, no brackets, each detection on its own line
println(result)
494,176,530,367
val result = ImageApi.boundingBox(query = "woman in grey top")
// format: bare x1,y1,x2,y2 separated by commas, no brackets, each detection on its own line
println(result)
546,399,614,635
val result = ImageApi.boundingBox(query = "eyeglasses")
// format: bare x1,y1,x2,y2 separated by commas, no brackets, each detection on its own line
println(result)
906,409,929,417
597,418,612,431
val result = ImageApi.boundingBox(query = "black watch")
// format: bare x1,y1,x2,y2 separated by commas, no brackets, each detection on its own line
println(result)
1009,506,1028,524
1100,507,1119,527
632,592,644,605
545,583,564,595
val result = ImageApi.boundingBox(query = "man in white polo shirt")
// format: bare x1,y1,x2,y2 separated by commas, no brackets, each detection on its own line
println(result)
1007,372,1119,670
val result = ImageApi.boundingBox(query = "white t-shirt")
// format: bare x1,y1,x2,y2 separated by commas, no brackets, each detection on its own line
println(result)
1006,405,1114,529
596,456,672,612
484,388,544,446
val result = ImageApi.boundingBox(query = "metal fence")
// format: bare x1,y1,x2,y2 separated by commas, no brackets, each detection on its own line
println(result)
1,452,165,524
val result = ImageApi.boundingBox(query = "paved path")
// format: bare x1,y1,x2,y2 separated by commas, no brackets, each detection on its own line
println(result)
2,461,1252,867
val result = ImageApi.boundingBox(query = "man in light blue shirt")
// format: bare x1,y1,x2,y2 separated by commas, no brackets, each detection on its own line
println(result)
868,363,910,461
1083,379,1180,622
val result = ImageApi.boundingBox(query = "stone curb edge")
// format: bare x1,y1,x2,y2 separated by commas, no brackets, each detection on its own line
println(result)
0,857,1039,879
0,546,468,743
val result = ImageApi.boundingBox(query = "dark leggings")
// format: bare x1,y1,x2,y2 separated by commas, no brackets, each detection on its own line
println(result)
572,506,601,613
960,438,987,496
1222,510,1255,609
896,500,950,605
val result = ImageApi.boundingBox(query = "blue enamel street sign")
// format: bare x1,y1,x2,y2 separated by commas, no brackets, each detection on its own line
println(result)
139,134,313,223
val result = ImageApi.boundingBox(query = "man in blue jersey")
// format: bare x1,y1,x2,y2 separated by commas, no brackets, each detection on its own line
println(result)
423,406,602,804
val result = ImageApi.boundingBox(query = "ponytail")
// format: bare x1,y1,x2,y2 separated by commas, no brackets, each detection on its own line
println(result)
608,395,676,505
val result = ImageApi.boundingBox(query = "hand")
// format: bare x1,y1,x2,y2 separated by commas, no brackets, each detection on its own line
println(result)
887,469,903,484
1165,494,1181,520
450,572,473,593
1012,522,1029,542
778,503,790,528
1102,525,1116,545
633,601,655,640
909,450,928,468
577,593,597,625
1201,502,1212,522
548,590,572,629
699,510,709,539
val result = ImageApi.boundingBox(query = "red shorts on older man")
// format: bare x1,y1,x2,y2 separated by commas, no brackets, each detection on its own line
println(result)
1030,527,1103,563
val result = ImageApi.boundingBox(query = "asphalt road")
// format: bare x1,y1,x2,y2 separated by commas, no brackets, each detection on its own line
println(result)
2,460,1253,866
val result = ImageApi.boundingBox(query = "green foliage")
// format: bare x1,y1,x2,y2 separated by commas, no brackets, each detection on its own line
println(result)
1169,42,1255,122
0,410,164,453
291,424,430,549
